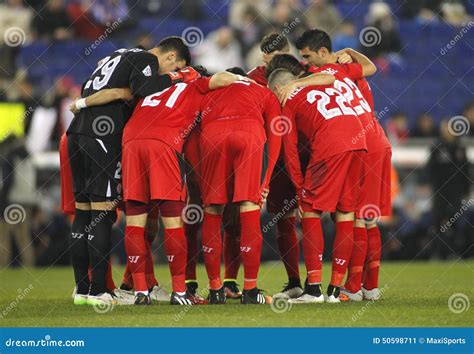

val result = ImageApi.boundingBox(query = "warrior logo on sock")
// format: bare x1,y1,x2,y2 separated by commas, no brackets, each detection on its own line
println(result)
167,255,175,262
202,246,213,253
128,256,140,263
334,258,346,265
240,246,252,253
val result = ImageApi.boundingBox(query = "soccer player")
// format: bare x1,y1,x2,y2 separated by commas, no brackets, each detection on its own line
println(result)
261,54,336,299
67,37,195,306
247,33,291,85
121,67,244,305
197,72,282,305
283,29,390,301
268,67,368,303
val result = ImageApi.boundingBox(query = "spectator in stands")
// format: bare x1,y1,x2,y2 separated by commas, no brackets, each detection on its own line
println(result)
0,0,33,79
67,0,108,40
32,0,73,41
332,20,357,51
441,1,472,26
412,113,438,138
229,0,271,28
427,119,471,259
386,111,410,144
234,6,268,57
193,26,244,73
305,0,342,36
362,2,402,59
462,101,474,137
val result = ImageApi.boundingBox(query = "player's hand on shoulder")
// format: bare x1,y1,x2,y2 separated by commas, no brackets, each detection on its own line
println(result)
335,49,353,64
168,67,201,84
278,81,298,106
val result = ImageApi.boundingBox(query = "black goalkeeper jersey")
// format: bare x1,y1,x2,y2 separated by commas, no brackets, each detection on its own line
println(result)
67,48,170,141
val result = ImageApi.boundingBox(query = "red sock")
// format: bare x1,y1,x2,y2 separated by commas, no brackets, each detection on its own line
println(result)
202,213,223,290
301,217,324,284
331,221,354,286
344,227,367,292
223,231,241,281
145,239,158,288
124,226,147,292
277,217,300,280
106,260,116,291
363,226,382,290
163,227,187,293
184,223,199,282
240,210,262,290
122,263,133,288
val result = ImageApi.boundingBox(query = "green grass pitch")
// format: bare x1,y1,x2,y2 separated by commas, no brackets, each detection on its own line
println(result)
1,261,472,327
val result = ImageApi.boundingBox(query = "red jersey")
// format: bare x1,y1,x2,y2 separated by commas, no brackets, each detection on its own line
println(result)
200,80,282,189
123,77,211,151
314,63,391,152
282,82,367,189
247,65,267,86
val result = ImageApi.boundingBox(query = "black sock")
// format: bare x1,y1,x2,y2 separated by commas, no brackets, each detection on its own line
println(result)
70,209,91,295
88,210,115,295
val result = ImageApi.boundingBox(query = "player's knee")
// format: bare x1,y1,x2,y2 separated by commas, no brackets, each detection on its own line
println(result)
354,218,367,228
239,201,259,212
204,204,224,215
159,200,185,228
335,210,354,222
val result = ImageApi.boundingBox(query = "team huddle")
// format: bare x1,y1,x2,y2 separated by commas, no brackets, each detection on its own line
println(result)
61,28,392,306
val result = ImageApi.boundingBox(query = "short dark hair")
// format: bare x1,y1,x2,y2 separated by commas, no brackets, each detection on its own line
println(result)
260,33,289,54
265,54,305,79
157,36,191,65
192,65,210,77
296,29,332,52
226,67,247,76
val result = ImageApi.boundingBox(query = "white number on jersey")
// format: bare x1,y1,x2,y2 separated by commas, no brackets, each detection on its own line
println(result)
141,82,188,108
84,55,121,91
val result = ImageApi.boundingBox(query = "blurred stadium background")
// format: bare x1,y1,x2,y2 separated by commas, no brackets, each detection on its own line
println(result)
0,0,472,270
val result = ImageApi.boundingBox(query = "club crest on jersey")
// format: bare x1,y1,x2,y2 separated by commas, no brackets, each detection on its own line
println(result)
142,65,152,77
320,68,338,75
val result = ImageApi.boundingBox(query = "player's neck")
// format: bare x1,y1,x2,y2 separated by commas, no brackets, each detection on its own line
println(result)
326,53,338,64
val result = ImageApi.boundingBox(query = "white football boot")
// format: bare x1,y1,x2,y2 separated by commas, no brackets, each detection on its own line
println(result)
362,287,381,300
149,284,171,302
340,288,363,301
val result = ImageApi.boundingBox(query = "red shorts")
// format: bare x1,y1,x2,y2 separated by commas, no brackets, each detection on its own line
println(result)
59,134,75,215
122,139,186,203
199,121,266,205
301,150,366,212
266,160,297,214
356,147,392,218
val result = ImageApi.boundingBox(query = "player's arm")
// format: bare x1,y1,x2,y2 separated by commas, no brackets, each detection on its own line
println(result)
336,48,377,77
208,71,249,90
277,73,335,106
70,88,132,113
261,93,283,193
281,105,304,194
